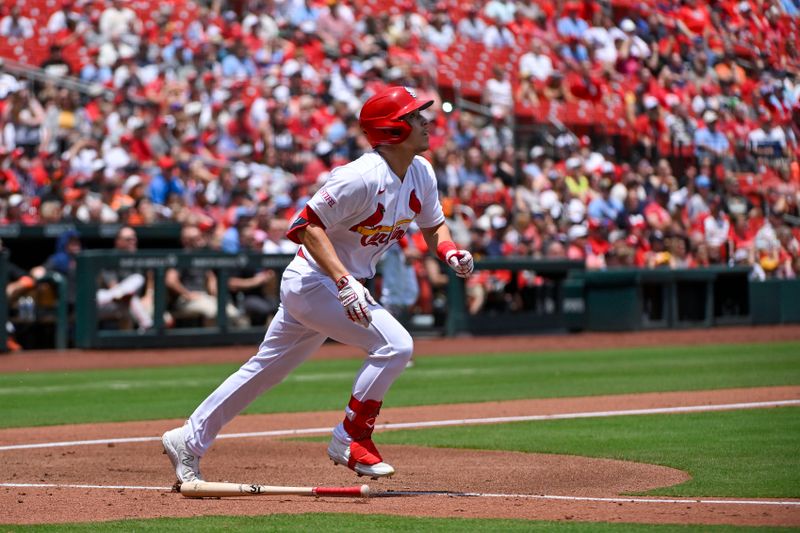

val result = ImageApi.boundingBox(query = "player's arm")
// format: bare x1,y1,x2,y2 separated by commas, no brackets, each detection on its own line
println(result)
296,223,376,328
419,221,454,253
419,222,474,278
295,224,349,282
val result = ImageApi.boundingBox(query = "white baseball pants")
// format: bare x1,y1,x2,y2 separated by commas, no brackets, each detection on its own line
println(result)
185,260,413,456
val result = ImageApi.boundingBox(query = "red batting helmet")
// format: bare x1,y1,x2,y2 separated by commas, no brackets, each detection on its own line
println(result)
359,86,433,147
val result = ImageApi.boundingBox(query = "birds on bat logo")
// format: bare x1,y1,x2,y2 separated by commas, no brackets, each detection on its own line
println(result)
349,191,422,247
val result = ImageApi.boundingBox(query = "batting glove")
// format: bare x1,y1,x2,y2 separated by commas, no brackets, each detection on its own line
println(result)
445,249,474,278
336,275,377,328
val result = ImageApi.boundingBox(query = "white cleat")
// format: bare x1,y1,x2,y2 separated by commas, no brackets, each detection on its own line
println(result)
327,433,395,479
162,426,204,483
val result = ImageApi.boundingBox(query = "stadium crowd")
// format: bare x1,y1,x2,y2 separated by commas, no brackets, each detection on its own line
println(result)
1,0,800,343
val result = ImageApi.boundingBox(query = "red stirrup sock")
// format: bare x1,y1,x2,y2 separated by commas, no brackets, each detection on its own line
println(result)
342,395,382,441
342,396,384,467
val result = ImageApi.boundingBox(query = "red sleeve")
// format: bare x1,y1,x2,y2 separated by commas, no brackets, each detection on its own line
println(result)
286,205,326,244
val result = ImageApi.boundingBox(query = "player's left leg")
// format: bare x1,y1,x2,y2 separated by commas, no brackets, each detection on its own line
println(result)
286,275,412,478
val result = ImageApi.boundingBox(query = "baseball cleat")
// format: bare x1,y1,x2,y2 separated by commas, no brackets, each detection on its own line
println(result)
162,426,204,483
327,434,395,479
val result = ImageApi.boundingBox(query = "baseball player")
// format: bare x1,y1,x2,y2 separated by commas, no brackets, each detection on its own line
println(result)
163,86,474,481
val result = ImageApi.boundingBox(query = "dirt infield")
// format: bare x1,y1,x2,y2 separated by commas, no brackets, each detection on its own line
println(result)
1,325,799,526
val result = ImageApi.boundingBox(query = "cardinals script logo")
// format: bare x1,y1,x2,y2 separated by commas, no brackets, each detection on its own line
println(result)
349,190,422,247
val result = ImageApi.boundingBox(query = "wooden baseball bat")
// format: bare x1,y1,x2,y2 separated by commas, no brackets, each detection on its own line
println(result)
178,481,370,499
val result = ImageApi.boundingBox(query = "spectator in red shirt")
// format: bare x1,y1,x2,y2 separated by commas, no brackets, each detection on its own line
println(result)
634,96,668,162
125,118,154,164
644,184,673,232
676,0,712,37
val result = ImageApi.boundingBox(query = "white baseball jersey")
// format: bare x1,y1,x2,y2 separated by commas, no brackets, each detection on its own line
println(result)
295,151,444,279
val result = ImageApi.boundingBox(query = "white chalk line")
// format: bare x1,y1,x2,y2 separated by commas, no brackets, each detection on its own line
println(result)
1,483,798,507
1,399,797,452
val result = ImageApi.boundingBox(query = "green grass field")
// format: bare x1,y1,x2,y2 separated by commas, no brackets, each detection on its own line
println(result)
1,340,798,531
1,341,798,428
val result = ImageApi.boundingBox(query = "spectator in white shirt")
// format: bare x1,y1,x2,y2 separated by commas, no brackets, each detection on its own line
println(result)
99,0,142,43
457,6,487,42
424,12,454,51
484,0,516,25
747,111,788,158
585,15,618,65
483,21,515,49
46,0,76,34
610,19,650,59
518,40,553,82
0,6,34,39
483,65,514,118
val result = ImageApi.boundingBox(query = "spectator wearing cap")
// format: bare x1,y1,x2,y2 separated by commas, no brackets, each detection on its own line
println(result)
147,116,177,157
31,230,82,310
587,177,624,225
557,3,588,41
694,110,731,166
687,174,713,224
634,96,669,163
1,194,31,224
615,18,650,59
564,157,590,203
522,145,546,182
698,193,731,256
644,184,673,232
747,110,788,160
124,117,155,164
149,156,185,205
566,224,588,261
79,47,112,85
221,206,255,254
